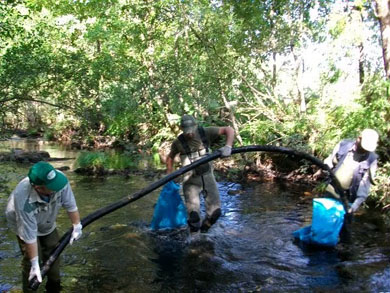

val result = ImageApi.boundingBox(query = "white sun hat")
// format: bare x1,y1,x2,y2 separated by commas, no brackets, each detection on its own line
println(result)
360,129,379,152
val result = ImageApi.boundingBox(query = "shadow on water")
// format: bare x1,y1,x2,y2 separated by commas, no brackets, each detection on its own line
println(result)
149,228,189,290
144,181,390,293
148,228,234,292
1,139,390,292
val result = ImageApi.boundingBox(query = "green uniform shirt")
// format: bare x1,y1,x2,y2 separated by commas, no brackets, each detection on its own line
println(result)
5,175,78,244
169,126,220,160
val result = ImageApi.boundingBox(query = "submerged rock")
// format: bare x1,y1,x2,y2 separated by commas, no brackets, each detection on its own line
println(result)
0,149,50,163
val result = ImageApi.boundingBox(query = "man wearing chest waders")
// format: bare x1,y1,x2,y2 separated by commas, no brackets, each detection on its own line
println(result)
323,128,379,242
166,115,235,233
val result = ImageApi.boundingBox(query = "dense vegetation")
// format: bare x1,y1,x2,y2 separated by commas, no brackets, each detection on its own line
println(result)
1,0,389,209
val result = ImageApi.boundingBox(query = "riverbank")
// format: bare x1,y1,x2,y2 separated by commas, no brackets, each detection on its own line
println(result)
1,135,388,222
0,144,320,186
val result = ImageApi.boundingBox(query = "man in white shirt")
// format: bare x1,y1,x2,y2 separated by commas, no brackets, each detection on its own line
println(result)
323,129,379,241
5,161,82,292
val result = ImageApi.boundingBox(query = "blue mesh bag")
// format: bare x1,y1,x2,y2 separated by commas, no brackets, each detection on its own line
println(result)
150,181,188,230
293,198,346,247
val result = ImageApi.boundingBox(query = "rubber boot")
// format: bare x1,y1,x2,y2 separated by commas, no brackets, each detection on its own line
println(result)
188,211,201,233
45,279,62,293
339,212,353,244
201,208,221,233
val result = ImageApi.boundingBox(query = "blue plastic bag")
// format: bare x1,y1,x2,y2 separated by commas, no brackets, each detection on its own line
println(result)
293,198,345,247
150,181,188,230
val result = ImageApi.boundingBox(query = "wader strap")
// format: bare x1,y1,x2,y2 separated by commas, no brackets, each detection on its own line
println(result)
198,126,209,153
178,134,192,156
178,128,209,195
197,126,209,195
178,126,209,156
200,175,207,197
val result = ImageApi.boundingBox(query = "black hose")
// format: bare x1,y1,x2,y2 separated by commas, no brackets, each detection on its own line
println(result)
29,145,345,290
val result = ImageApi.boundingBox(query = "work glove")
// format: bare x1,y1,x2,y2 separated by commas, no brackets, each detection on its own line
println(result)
70,222,83,245
348,198,364,214
29,256,42,283
219,145,232,157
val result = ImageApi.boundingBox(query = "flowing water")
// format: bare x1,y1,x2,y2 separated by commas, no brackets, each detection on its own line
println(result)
0,139,389,292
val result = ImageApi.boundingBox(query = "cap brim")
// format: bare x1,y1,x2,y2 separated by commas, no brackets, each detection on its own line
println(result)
45,170,68,192
361,141,377,152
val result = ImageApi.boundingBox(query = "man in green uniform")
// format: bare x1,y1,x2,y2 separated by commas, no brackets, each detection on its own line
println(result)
5,161,82,292
166,115,235,233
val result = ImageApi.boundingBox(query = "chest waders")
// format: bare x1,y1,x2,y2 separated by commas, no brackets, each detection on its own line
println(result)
331,140,377,243
332,140,377,203
178,126,210,197
178,127,218,232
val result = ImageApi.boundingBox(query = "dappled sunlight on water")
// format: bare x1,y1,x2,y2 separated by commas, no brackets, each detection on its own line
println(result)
0,139,389,292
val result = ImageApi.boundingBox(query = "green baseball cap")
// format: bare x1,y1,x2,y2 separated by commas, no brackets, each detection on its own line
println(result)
28,161,68,192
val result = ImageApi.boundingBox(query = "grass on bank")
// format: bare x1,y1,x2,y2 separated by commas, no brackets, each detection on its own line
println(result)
74,151,138,170
74,149,165,171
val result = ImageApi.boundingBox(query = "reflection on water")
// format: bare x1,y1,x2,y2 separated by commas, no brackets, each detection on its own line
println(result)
0,139,390,292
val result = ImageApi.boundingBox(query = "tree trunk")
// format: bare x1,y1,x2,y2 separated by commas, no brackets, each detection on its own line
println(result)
374,0,390,79
358,43,365,84
217,80,243,146
352,4,365,84
272,52,277,89
291,45,306,113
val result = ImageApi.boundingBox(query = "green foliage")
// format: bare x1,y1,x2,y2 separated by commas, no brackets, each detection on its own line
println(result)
75,152,105,169
0,162,26,198
152,152,161,167
0,1,388,179
43,128,56,141
344,75,390,160
74,151,137,170
327,64,342,84
0,0,388,217
329,17,346,38
0,172,10,195
370,162,390,211
0,0,337,148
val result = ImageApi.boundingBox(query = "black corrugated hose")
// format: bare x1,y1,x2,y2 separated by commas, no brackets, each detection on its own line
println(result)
29,145,346,290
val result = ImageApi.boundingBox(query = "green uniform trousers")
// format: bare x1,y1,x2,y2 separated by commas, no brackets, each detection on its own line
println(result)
17,228,61,293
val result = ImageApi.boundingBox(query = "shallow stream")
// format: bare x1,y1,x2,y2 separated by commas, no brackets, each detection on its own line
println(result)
0,139,389,292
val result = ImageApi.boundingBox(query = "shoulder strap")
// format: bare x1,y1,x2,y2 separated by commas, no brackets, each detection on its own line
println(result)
366,152,378,185
198,126,209,153
333,140,355,174
178,127,209,155
337,140,355,158
178,134,191,155
367,152,378,165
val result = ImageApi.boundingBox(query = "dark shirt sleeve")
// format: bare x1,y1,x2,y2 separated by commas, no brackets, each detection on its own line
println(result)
168,139,180,158
204,127,220,144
